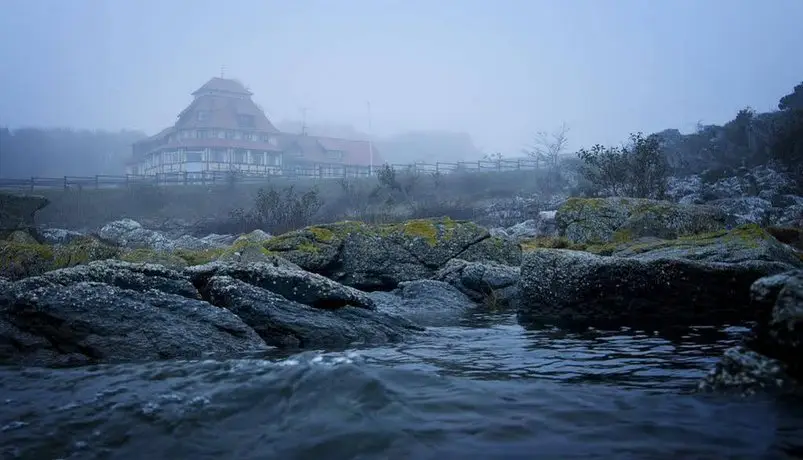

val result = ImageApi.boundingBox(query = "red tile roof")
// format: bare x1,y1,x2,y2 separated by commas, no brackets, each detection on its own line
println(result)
315,136,382,166
279,134,382,167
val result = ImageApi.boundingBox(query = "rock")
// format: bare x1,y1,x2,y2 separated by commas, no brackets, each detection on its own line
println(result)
186,259,375,310
37,260,201,299
697,346,793,395
493,213,559,242
98,219,237,253
0,236,121,280
205,275,420,348
433,258,520,308
708,197,773,225
39,227,86,245
0,279,269,367
482,196,541,227
747,270,803,382
200,233,237,247
555,197,733,245
5,230,38,244
611,224,803,269
368,279,476,326
265,218,521,290
119,248,192,269
233,229,272,245
98,219,176,251
0,193,49,241
666,175,703,202
172,234,216,251
516,241,796,328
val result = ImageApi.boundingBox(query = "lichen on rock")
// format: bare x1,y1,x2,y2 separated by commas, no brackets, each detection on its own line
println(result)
555,197,734,245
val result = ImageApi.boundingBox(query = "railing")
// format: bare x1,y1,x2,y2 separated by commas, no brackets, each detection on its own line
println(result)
0,158,544,191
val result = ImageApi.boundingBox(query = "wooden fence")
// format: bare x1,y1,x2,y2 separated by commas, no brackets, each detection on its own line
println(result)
0,158,544,192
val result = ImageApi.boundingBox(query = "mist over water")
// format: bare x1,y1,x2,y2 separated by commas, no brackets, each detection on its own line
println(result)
3,312,802,459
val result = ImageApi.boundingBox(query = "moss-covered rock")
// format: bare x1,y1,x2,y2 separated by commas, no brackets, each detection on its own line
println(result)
556,197,734,245
120,248,191,269
0,240,56,280
266,218,520,290
613,224,803,269
0,235,121,280
0,193,49,241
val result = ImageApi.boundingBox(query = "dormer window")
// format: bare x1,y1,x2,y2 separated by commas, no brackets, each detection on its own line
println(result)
197,111,209,121
326,150,344,161
236,114,255,128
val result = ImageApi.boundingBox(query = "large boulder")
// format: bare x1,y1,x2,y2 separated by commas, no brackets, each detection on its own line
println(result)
204,275,420,348
0,256,425,366
517,226,802,328
699,269,803,394
264,218,521,290
555,197,733,245
433,258,520,308
746,270,803,381
0,279,269,367
368,279,477,326
185,259,375,310
0,193,49,241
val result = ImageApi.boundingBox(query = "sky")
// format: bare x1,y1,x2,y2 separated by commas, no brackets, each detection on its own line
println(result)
1,0,802,156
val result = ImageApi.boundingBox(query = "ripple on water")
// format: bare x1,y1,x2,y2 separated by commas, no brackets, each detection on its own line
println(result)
1,314,801,459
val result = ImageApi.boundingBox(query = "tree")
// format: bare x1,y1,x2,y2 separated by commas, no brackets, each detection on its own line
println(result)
778,82,803,111
524,123,569,171
771,81,803,187
577,132,669,199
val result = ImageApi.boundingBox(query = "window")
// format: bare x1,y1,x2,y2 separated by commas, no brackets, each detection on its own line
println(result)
233,149,247,164
181,130,192,139
225,130,235,139
211,148,227,162
245,132,256,141
197,111,209,121
195,130,206,139
251,151,265,165
326,150,344,161
163,151,179,164
233,131,243,140
236,114,255,128
186,151,203,162
217,130,226,139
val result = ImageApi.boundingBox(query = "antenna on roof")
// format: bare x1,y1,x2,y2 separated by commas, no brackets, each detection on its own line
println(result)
220,65,226,78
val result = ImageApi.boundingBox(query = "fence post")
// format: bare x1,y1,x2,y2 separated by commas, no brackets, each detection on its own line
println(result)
29,177,35,193
183,171,188,185
63,176,68,190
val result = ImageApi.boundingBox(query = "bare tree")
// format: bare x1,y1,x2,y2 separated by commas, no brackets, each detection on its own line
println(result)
525,123,570,170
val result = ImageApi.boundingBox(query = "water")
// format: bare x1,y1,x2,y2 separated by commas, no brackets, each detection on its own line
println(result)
2,312,803,459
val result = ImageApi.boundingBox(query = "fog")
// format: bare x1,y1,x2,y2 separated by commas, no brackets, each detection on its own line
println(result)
1,0,802,160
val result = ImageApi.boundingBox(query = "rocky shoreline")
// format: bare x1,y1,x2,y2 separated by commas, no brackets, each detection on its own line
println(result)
1,192,802,395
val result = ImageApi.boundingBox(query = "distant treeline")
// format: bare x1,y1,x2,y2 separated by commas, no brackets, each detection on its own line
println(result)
0,127,147,179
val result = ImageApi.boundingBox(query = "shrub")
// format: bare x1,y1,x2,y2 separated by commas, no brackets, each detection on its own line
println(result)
577,132,669,199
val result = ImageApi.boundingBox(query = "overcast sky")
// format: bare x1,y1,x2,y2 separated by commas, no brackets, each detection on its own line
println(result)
1,0,802,155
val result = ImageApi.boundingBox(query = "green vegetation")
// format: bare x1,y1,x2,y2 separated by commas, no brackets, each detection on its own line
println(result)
577,132,670,199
